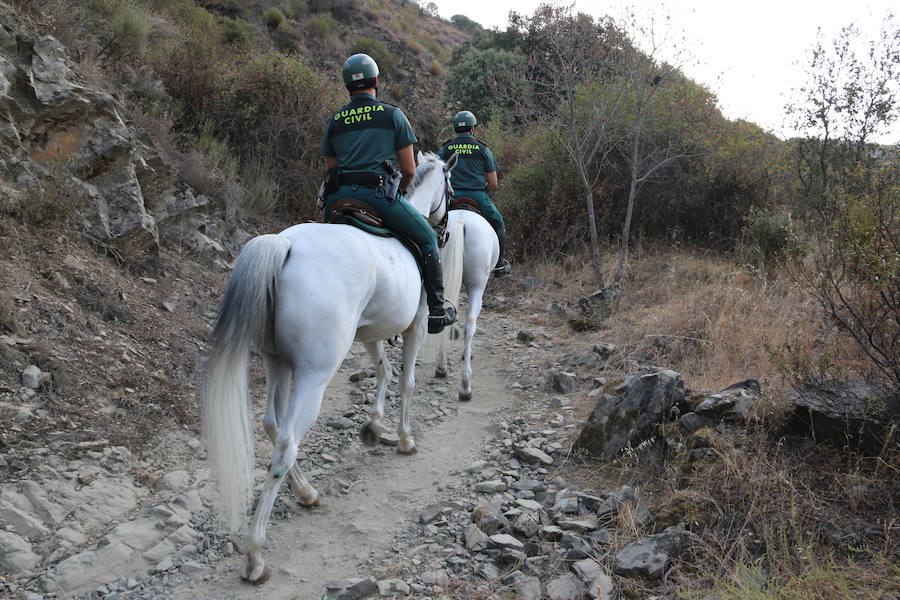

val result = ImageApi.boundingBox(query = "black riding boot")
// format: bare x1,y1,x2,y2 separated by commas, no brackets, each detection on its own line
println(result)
423,250,457,334
493,225,512,277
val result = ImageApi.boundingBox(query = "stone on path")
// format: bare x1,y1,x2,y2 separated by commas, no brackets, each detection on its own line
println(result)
516,574,542,600
488,533,524,550
324,577,378,599
613,529,686,580
377,578,410,596
0,529,39,575
546,573,583,600
474,479,507,493
465,524,490,551
514,444,554,465
551,371,578,394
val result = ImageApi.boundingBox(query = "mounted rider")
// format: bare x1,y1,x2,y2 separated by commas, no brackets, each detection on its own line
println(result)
320,53,457,334
438,111,511,277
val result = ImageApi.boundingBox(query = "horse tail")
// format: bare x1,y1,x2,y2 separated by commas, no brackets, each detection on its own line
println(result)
202,233,291,533
423,220,465,365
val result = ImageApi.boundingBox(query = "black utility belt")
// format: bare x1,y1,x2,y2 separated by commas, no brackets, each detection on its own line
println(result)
340,171,385,187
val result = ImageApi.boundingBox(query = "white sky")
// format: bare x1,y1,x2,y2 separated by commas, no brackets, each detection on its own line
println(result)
428,0,900,143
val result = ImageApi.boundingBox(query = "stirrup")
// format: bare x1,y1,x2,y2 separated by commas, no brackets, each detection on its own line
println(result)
428,305,457,334
493,260,512,277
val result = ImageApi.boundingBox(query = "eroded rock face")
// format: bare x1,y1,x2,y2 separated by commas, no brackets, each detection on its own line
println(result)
0,18,235,258
574,370,685,460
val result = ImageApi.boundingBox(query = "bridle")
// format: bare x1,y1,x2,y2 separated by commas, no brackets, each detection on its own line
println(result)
431,166,453,248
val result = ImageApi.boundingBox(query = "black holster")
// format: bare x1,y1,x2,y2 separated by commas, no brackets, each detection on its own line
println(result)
382,160,402,202
323,165,341,197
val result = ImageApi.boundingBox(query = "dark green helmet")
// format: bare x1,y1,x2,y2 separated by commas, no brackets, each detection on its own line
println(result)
452,110,477,129
342,53,379,91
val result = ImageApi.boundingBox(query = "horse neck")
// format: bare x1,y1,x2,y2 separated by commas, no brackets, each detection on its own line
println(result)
406,169,442,222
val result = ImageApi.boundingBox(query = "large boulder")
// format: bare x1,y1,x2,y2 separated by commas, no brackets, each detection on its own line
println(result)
574,370,685,460
787,380,898,455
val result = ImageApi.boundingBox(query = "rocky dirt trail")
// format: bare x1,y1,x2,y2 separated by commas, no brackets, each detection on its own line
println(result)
166,311,523,600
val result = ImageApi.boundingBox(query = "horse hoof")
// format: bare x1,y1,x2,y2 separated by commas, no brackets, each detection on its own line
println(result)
459,390,472,402
359,422,379,446
435,367,448,378
398,437,417,454
240,564,271,585
296,486,320,507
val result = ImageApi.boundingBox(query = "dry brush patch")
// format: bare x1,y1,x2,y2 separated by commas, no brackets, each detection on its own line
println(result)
515,249,897,598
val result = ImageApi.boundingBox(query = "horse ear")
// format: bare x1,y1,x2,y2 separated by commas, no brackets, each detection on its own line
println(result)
417,150,426,163
444,152,459,173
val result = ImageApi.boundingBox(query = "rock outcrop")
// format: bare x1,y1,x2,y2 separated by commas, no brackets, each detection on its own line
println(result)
0,12,238,264
574,370,685,460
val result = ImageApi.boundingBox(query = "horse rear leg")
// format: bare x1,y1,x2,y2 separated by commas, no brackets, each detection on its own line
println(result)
262,355,319,507
459,283,485,402
243,373,329,583
360,341,392,446
397,317,427,454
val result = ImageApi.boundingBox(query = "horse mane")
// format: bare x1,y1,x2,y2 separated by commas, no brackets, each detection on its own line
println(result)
405,153,441,197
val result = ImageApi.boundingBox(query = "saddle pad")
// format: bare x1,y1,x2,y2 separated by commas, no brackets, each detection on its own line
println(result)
449,196,481,213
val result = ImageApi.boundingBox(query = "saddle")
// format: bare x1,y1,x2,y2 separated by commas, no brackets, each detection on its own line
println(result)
327,198,424,274
449,196,482,214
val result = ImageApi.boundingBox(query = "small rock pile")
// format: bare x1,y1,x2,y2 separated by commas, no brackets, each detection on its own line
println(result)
331,415,688,600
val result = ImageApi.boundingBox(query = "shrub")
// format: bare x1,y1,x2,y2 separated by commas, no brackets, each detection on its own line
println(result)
240,156,279,214
271,25,302,54
308,13,336,37
450,14,483,33
426,59,444,77
351,37,391,70
262,7,285,29
219,16,255,45
739,207,802,268
112,0,152,56
19,160,86,228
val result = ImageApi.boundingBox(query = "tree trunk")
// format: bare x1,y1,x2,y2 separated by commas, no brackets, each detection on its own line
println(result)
575,158,606,289
614,118,643,286
613,172,637,286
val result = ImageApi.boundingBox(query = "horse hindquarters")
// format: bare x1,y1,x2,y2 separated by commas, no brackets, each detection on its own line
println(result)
202,234,292,534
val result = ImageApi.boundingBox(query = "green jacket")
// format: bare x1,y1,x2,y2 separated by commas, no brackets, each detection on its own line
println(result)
438,133,498,191
322,93,418,173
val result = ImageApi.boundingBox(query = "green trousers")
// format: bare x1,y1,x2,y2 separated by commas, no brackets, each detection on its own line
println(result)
324,185,438,254
454,190,505,232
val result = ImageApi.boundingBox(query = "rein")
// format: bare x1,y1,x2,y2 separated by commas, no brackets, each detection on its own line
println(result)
431,169,452,248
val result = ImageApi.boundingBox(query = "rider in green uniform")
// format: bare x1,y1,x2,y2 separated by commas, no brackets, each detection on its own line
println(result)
321,53,456,334
438,111,511,276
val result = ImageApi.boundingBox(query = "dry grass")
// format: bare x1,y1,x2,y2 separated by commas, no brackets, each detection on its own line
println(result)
516,248,898,598
519,248,867,398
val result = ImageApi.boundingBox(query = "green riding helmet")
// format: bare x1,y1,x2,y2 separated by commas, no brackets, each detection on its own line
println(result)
342,53,380,91
453,110,477,129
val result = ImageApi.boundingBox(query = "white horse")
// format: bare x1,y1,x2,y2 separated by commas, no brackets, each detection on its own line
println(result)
425,208,499,402
202,151,459,583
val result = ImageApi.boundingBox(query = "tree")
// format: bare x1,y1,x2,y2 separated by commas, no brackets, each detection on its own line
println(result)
444,46,524,124
786,15,900,221
506,4,628,289
788,15,900,391
611,13,702,286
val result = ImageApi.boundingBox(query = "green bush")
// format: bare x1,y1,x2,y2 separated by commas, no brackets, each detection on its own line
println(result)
282,0,307,17
308,13,336,37
112,0,151,56
262,7,285,29
271,25,302,54
351,37,391,70
739,207,802,268
219,16,255,45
